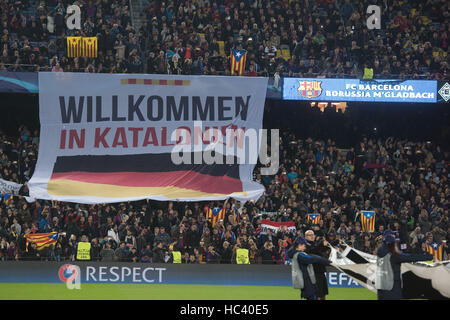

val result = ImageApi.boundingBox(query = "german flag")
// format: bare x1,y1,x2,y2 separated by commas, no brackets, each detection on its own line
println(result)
25,232,59,250
47,153,246,200
67,36,82,58
82,37,97,58
426,242,444,261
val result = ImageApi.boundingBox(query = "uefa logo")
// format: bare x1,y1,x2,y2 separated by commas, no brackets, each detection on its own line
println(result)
58,264,81,289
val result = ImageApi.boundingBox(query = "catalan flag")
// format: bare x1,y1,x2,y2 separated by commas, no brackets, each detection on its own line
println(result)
206,207,226,227
25,232,59,251
307,213,321,224
426,242,444,262
360,211,375,232
3,193,13,206
82,37,98,58
230,49,247,76
67,36,82,58
232,207,240,223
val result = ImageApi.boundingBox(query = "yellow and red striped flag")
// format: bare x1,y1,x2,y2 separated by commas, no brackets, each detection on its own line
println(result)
307,213,321,224
67,36,82,58
25,232,59,250
360,211,375,232
206,207,226,227
3,193,13,206
82,37,98,58
230,49,247,76
233,207,240,223
426,242,444,261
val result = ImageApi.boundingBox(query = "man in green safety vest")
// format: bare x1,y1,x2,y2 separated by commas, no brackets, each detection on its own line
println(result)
363,63,373,80
235,244,250,264
172,249,182,263
76,235,92,261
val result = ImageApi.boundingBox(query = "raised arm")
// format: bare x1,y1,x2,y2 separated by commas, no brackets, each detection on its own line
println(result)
297,252,332,266
392,252,433,264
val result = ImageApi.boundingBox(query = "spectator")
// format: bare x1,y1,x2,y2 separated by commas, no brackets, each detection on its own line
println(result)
114,242,129,262
206,245,221,264
152,241,166,263
261,241,277,264
140,244,153,263
219,241,233,264
100,241,115,262
0,108,448,264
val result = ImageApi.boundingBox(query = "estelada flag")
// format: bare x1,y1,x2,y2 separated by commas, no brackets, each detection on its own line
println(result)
232,207,240,223
426,242,444,261
360,211,375,232
67,36,82,58
25,232,59,251
230,49,247,76
307,213,320,224
82,37,98,58
206,207,226,227
3,193,13,206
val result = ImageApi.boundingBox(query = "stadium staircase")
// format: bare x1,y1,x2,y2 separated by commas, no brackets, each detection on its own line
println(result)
129,0,148,33
129,0,150,71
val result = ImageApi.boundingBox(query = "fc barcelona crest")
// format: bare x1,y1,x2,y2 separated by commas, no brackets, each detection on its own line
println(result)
298,80,322,98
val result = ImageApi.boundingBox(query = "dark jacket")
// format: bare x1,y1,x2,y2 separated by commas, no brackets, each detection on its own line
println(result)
376,244,433,300
184,229,202,248
206,251,221,264
289,247,331,300
306,239,330,296
152,247,165,263
306,239,329,274
91,243,101,261
220,247,233,264
260,247,276,264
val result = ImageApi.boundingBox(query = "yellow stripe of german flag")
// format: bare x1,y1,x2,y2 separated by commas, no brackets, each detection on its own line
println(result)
47,179,247,199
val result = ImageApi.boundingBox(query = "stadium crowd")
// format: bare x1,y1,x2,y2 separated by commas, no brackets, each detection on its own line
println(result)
0,125,448,263
0,0,448,79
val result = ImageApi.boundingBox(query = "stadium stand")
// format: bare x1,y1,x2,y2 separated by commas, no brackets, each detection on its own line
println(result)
0,120,448,262
0,0,448,263
0,0,448,78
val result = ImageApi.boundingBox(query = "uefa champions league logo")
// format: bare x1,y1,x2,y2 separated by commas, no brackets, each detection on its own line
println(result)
58,264,81,289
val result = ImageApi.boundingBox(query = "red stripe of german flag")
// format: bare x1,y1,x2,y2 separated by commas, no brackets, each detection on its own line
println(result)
48,153,246,199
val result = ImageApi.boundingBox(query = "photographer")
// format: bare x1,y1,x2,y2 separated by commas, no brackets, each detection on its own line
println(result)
260,241,277,264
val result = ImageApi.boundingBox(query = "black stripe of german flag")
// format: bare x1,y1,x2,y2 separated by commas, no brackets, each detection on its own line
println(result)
48,153,245,198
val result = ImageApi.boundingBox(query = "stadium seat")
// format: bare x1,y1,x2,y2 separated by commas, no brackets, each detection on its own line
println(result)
281,48,291,61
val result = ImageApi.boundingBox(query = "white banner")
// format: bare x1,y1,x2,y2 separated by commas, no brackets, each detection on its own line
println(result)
329,245,450,298
0,178,23,195
29,73,268,204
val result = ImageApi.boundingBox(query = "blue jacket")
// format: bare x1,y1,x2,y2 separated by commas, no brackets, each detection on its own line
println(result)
39,218,51,232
